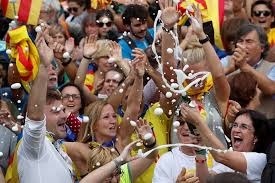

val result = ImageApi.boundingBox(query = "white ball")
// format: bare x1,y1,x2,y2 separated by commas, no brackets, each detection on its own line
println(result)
96,162,101,166
173,128,178,133
130,120,137,127
102,17,109,23
108,57,116,63
51,106,57,111
165,92,172,98
11,83,21,89
136,142,142,147
62,52,70,59
6,49,12,55
143,133,153,140
0,152,3,157
17,115,24,120
166,48,173,54
35,26,42,33
171,83,179,89
9,63,13,67
17,100,21,104
119,88,124,93
171,99,176,103
173,121,180,127
82,116,89,123
154,107,163,116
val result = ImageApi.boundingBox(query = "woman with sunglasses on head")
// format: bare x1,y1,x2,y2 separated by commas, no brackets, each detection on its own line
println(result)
180,105,272,183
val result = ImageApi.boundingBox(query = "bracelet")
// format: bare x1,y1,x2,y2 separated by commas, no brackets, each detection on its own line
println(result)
143,140,156,149
199,35,210,44
195,149,207,156
195,157,207,164
83,55,93,60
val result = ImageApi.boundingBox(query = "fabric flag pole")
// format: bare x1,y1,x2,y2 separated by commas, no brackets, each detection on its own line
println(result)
1,0,43,25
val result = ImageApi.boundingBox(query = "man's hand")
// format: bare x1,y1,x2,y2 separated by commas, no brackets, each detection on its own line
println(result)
83,34,98,59
35,32,54,67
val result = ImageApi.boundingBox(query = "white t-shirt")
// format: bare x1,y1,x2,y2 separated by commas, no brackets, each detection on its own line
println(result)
153,147,215,183
17,116,73,183
212,152,266,183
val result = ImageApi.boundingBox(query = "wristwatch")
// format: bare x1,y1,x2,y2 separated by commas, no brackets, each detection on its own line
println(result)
199,35,210,44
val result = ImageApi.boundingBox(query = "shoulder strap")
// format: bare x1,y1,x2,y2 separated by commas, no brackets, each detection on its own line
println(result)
122,35,137,50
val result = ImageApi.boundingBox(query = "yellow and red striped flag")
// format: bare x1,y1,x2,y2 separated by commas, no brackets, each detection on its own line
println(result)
1,0,43,25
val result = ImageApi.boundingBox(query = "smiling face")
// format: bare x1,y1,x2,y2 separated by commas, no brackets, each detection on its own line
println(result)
97,16,113,38
61,86,82,115
92,104,117,143
44,100,67,140
231,114,256,152
128,18,148,39
100,70,123,96
251,4,274,31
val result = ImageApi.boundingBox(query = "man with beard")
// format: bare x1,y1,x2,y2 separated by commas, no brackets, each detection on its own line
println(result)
118,4,154,60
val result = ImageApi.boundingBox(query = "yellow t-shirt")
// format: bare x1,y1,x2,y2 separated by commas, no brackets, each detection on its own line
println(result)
268,28,275,48
134,103,172,183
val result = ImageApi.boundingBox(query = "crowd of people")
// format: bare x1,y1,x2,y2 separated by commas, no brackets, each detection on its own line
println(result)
0,0,275,182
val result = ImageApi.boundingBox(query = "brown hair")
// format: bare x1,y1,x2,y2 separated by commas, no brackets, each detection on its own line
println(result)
82,100,109,143
46,89,62,105
228,72,257,108
87,145,119,172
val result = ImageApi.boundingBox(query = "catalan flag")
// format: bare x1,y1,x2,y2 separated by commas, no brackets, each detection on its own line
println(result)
177,0,225,48
1,0,42,25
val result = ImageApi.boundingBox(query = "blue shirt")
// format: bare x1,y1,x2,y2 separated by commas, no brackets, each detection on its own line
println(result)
118,28,154,60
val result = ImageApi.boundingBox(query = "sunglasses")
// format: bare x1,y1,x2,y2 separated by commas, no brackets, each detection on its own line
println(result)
68,7,78,13
253,10,271,17
96,22,112,27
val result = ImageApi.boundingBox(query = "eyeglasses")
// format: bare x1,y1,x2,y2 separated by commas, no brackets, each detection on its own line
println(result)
96,21,112,27
253,10,271,17
68,7,78,13
232,122,254,131
62,94,81,100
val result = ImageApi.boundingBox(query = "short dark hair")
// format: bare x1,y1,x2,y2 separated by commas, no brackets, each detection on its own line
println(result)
46,89,62,105
251,0,273,17
122,4,149,25
235,109,272,153
96,9,114,21
235,23,269,58
207,172,250,183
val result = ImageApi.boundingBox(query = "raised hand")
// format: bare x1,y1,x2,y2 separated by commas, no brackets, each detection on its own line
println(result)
232,43,248,69
189,4,204,37
109,41,122,61
35,32,54,67
83,34,98,59
65,37,75,53
131,49,146,77
180,104,203,127
226,100,242,123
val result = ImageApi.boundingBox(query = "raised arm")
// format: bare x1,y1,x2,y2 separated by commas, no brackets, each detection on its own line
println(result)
74,35,98,104
116,55,145,149
191,7,230,115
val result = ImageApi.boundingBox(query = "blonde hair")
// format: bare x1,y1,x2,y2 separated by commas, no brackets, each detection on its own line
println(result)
82,100,109,143
88,145,119,172
94,39,112,59
182,36,206,65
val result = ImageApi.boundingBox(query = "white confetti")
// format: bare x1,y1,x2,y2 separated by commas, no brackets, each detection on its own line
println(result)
165,92,172,98
170,79,174,83
0,152,3,157
130,120,137,127
171,83,179,89
102,17,109,23
136,142,142,147
9,63,13,67
173,129,178,133
11,83,21,89
108,57,116,63
62,52,70,59
137,149,143,157
12,124,19,132
171,99,176,103
143,133,153,140
168,110,172,115
2,92,8,96
51,106,56,111
96,162,101,166
82,116,89,123
17,100,21,104
6,49,11,55
154,107,163,116
189,100,197,108
35,26,42,33
17,115,24,120
173,121,180,127
166,48,173,54
14,15,19,19
119,88,124,93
